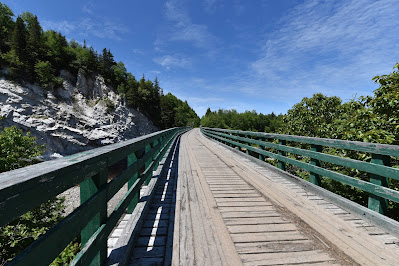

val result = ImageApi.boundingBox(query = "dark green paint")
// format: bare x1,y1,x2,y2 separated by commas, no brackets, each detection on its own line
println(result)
1,127,190,266
202,128,399,208
127,152,138,213
368,154,390,215
310,144,322,186
278,140,286,171
80,169,108,265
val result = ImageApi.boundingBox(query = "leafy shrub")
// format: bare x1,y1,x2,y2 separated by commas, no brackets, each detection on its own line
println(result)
0,126,81,264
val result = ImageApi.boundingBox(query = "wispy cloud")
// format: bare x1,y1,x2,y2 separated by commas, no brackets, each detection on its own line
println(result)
163,0,217,48
82,1,94,15
251,0,399,101
41,20,76,35
153,55,191,70
203,0,221,14
78,18,128,40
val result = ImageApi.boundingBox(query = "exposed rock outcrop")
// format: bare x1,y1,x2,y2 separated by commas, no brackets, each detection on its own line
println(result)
0,71,158,160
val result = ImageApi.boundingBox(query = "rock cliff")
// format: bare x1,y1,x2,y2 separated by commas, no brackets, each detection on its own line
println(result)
0,71,158,160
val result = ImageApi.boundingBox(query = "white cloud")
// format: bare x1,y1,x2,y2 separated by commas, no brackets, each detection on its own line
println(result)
41,20,76,34
251,0,399,101
163,0,217,48
78,18,128,40
153,55,191,70
203,0,221,14
82,1,94,15
42,17,128,41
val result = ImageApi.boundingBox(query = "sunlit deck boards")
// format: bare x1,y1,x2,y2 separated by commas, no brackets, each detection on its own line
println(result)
170,129,399,265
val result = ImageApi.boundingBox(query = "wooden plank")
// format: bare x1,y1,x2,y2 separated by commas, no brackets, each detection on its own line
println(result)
224,217,289,225
227,223,297,234
221,211,280,219
215,197,265,202
231,231,307,243
185,153,216,266
217,201,272,207
219,206,275,212
240,250,334,265
176,163,195,264
184,131,243,266
201,133,399,265
213,193,260,198
235,239,314,254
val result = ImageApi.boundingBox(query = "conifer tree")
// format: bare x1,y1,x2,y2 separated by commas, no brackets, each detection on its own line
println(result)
0,2,14,55
6,16,28,79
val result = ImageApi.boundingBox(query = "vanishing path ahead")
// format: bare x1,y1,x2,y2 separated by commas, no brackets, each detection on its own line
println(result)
128,128,399,265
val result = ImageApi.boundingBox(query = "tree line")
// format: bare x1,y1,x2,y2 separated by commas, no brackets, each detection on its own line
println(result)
0,2,199,129
201,108,284,132
200,63,399,220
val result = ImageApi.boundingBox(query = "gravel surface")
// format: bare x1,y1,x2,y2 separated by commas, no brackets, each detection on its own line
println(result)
59,184,128,217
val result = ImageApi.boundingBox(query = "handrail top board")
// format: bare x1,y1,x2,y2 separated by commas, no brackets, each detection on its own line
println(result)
202,127,399,157
0,127,179,191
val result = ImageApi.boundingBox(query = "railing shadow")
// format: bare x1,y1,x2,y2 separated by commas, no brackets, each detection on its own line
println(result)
108,135,181,265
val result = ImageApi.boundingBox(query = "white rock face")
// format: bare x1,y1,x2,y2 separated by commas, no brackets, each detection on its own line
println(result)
0,71,158,160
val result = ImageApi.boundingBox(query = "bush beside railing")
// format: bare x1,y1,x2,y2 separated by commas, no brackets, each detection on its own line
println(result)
0,127,190,265
201,127,399,217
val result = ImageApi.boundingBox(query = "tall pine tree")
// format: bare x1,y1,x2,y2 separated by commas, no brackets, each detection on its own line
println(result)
6,16,28,79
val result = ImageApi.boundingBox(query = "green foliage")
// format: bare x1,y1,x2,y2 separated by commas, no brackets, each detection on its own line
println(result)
0,198,65,264
0,126,44,172
0,2,199,130
103,97,115,113
5,16,27,80
50,237,81,266
160,93,200,128
0,125,81,264
281,64,399,220
0,2,14,57
201,108,283,132
34,60,62,90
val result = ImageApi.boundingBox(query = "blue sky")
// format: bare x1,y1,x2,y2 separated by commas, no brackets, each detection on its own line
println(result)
4,0,399,117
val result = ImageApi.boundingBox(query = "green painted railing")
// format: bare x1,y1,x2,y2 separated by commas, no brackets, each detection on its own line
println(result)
201,127,399,216
0,127,190,265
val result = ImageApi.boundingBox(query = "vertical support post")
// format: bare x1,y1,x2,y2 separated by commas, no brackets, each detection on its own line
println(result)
127,152,138,214
144,143,152,185
258,137,265,161
278,139,286,171
152,138,160,168
310,144,322,186
245,135,250,155
80,167,108,265
368,154,390,215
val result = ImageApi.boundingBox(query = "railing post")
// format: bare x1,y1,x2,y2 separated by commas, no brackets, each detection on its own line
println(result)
368,154,390,215
80,167,108,265
127,152,139,213
258,137,265,161
278,140,286,170
245,135,250,155
144,143,153,185
310,144,322,186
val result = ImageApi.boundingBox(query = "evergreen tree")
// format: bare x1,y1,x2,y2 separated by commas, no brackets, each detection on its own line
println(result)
26,14,43,80
5,16,28,79
0,2,14,56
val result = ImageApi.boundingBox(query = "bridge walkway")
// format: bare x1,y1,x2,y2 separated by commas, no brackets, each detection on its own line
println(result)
126,129,399,265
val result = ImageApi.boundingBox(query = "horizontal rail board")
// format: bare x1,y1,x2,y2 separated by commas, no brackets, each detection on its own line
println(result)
207,130,399,181
201,127,399,212
1,126,190,265
202,127,399,157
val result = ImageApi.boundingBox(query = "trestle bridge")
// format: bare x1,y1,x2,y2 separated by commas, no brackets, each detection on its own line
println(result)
1,127,399,265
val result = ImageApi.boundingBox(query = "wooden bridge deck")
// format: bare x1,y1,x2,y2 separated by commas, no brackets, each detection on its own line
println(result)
116,129,399,265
